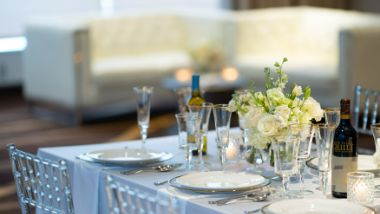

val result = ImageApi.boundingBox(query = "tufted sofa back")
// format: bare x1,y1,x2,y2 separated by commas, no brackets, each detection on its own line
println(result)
89,13,187,61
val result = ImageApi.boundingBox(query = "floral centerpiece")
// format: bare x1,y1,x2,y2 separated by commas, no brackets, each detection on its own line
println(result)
228,58,324,162
189,42,225,73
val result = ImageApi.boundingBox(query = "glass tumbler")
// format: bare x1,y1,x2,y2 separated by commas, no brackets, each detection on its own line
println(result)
347,171,375,205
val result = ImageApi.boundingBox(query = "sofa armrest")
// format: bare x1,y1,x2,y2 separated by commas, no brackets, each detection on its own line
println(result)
339,26,380,99
23,20,93,108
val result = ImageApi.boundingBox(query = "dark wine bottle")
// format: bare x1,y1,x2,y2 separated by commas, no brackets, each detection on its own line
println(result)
188,74,206,156
331,98,358,198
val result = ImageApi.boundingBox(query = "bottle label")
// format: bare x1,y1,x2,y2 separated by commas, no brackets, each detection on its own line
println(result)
331,155,357,193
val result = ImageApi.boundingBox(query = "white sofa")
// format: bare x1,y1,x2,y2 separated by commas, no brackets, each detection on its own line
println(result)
233,7,380,107
23,7,380,123
23,10,234,122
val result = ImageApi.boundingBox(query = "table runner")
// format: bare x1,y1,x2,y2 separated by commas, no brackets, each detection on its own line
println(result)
38,130,380,214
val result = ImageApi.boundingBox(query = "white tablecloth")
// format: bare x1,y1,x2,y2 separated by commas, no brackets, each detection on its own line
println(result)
38,131,380,214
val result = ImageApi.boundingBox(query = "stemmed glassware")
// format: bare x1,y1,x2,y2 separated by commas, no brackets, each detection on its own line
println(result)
314,124,336,196
175,113,198,170
133,86,154,146
324,107,340,126
213,104,232,169
187,103,213,170
174,87,192,113
271,135,300,198
288,123,314,196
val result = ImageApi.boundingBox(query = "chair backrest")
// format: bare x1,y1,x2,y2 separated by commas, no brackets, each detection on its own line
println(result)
104,175,181,214
353,85,380,135
7,144,74,214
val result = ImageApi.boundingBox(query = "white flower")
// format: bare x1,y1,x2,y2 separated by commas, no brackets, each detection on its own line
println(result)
266,87,291,106
292,85,303,96
302,97,324,122
275,105,291,125
242,106,265,128
247,128,269,149
228,99,237,112
257,114,283,137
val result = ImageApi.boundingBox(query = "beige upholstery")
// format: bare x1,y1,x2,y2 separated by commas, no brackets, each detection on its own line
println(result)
23,7,380,118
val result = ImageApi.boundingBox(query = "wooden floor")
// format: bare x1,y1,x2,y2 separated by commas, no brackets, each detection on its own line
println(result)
0,87,178,213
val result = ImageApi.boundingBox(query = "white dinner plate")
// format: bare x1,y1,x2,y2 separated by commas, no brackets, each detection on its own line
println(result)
307,155,378,171
169,171,270,193
261,199,375,214
83,148,172,165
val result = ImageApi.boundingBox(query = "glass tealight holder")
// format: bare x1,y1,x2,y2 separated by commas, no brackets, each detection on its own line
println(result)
347,171,375,205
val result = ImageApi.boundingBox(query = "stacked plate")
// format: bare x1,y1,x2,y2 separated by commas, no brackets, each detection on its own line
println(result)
261,199,375,214
169,171,270,193
307,155,379,173
78,148,173,165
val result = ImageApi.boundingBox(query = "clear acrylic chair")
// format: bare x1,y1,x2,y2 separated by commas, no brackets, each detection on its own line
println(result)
104,175,181,214
353,85,380,135
7,144,74,214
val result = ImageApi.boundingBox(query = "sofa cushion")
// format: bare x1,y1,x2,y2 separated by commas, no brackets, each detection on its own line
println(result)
92,51,191,86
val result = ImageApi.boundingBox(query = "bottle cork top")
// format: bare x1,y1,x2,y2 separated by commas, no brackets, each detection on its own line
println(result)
340,98,351,115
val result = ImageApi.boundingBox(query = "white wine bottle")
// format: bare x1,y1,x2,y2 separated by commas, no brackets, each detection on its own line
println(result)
188,74,206,155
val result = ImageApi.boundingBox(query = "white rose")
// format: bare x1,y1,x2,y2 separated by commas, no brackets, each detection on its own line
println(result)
257,114,282,137
242,106,265,128
275,105,291,124
302,97,324,122
292,85,303,97
228,99,237,112
247,128,269,149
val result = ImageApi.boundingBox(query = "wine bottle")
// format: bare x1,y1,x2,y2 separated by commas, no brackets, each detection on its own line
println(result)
331,98,358,198
188,74,206,155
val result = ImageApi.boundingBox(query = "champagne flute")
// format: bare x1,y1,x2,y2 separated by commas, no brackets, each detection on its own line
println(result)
213,104,232,169
314,124,336,196
188,103,213,170
133,86,154,146
271,135,300,198
324,107,340,126
173,87,192,113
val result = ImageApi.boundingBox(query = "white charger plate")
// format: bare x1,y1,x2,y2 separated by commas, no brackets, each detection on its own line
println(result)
261,199,375,214
307,155,378,171
82,148,172,165
169,171,270,193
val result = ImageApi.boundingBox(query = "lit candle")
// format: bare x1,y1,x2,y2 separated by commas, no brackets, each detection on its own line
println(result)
354,182,369,202
226,142,238,160
347,172,374,205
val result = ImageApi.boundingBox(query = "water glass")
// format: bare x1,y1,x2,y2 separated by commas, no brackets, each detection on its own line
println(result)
213,104,232,168
347,171,375,205
324,107,340,127
271,135,300,198
174,87,192,113
314,124,336,195
188,103,213,170
288,123,314,196
133,86,154,145
175,113,197,170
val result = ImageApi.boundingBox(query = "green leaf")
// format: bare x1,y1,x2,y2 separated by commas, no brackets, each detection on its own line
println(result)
304,86,311,99
274,62,280,67
283,57,288,63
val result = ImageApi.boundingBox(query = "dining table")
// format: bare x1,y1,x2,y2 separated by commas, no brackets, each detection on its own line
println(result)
37,129,380,214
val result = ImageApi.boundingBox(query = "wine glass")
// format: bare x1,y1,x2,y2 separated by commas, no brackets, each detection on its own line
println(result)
187,103,213,170
175,113,197,170
213,104,232,169
173,87,192,113
133,86,154,146
271,135,300,198
324,107,340,126
314,124,336,196
288,123,314,196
